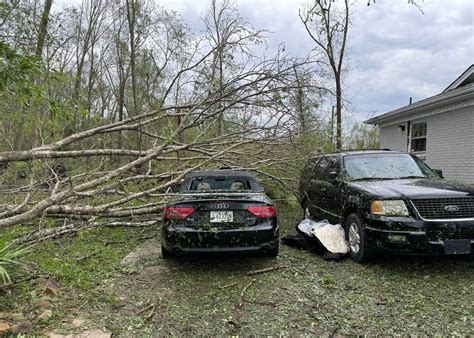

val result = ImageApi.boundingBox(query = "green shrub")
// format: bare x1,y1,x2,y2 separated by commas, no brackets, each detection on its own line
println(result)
0,242,28,284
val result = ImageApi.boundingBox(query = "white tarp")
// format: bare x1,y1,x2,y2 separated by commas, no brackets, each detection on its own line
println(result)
297,219,349,254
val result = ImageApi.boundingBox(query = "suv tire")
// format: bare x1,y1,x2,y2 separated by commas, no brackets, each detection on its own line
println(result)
345,213,372,263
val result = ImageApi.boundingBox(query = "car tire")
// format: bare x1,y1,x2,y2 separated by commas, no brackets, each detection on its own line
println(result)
161,244,173,259
265,243,279,258
344,213,372,263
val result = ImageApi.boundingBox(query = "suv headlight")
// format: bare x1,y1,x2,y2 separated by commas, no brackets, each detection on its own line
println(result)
371,200,409,216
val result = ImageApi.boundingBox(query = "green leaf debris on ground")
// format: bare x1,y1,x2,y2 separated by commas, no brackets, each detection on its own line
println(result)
0,203,472,335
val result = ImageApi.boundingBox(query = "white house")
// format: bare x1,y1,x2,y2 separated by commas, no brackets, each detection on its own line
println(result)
365,65,474,184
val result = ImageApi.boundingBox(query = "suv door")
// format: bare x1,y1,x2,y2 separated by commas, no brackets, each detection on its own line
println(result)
322,155,343,223
300,156,320,215
308,155,342,223
305,156,329,220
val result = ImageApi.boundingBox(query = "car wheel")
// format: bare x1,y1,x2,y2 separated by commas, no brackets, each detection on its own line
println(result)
345,213,371,263
161,244,173,259
265,243,279,257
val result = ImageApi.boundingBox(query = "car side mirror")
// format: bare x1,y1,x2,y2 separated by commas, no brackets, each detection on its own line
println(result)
328,171,338,183
433,169,443,178
171,184,181,193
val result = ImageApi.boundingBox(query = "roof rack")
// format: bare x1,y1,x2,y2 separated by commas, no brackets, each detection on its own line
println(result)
310,148,393,157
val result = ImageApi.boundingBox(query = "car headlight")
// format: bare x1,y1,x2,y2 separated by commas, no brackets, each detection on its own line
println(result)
371,200,409,216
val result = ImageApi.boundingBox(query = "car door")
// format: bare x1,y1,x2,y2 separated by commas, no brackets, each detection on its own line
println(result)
306,156,329,219
300,156,320,204
322,155,343,224
307,155,343,223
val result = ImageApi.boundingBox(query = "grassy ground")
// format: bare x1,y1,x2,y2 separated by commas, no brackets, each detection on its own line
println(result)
0,202,473,336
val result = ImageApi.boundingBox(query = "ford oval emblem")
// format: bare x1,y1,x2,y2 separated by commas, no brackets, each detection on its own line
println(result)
444,205,460,212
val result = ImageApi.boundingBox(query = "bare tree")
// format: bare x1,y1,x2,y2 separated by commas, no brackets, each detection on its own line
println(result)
204,0,264,136
300,0,349,150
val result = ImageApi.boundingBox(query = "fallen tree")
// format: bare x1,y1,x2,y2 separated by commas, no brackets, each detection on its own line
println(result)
0,49,327,230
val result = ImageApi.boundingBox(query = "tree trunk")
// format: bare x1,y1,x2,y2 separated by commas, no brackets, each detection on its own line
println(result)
336,80,342,150
35,0,53,58
126,0,139,118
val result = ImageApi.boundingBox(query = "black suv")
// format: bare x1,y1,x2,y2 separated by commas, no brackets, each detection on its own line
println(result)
300,150,474,262
161,169,279,257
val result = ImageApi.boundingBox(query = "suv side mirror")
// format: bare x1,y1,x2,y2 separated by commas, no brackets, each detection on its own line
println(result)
328,171,338,182
433,169,443,178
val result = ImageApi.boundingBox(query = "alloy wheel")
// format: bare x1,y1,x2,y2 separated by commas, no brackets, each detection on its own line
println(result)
348,223,361,253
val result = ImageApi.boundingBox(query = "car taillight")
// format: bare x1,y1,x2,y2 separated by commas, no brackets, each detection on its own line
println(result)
247,206,277,218
163,207,196,220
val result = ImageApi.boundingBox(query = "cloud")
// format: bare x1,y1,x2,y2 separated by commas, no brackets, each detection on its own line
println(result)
347,0,474,120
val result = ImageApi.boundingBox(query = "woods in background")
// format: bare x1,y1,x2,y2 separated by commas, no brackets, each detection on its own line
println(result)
0,0,378,229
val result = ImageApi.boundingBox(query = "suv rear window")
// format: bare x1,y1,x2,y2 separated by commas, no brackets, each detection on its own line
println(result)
187,176,253,191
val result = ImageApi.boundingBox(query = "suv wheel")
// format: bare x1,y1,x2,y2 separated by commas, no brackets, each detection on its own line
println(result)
345,213,371,263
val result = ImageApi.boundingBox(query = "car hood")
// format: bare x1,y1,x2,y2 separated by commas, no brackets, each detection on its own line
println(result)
347,178,474,200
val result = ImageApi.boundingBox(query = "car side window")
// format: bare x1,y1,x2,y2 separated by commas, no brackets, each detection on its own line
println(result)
315,156,330,180
302,156,320,180
318,156,340,181
309,157,321,179
327,156,341,175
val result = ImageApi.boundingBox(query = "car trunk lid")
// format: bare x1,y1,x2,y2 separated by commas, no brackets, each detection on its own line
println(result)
164,195,275,229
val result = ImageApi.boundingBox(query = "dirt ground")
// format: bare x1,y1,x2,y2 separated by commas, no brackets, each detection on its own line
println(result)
1,204,473,336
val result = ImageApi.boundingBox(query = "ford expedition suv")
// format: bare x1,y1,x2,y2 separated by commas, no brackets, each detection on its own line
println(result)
299,150,474,263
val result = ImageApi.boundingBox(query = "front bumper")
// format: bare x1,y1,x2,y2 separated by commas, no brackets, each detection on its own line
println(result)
161,220,279,255
364,216,474,255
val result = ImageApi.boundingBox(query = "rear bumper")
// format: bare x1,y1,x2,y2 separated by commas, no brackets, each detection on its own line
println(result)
364,216,474,255
161,220,279,255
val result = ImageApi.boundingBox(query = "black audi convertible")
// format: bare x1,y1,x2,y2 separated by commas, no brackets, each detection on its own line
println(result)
161,169,279,258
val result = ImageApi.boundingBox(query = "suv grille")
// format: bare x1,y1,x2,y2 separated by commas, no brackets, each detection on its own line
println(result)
411,198,474,220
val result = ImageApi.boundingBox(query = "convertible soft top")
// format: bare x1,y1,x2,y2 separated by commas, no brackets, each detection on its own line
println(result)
185,170,256,179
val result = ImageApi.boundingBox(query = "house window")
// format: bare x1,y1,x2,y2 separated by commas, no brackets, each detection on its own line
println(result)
411,122,427,152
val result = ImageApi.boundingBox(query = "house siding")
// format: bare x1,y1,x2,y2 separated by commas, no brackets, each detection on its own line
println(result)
423,107,474,184
380,122,408,152
378,106,474,184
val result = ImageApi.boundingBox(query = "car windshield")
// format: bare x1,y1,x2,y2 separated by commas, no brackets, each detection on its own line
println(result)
343,154,436,180
187,176,254,192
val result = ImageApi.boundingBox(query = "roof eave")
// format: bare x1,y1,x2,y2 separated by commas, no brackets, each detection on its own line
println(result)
364,85,474,125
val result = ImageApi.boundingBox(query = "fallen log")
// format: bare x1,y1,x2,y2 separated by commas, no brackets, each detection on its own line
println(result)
16,219,159,245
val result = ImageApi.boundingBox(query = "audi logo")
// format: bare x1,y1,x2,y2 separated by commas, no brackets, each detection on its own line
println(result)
209,203,229,209
444,205,460,212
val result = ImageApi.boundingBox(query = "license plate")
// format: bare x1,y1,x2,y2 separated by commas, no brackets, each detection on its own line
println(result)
444,239,471,254
210,211,233,223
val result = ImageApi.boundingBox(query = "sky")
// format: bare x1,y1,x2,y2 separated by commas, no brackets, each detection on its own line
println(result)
158,0,474,123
